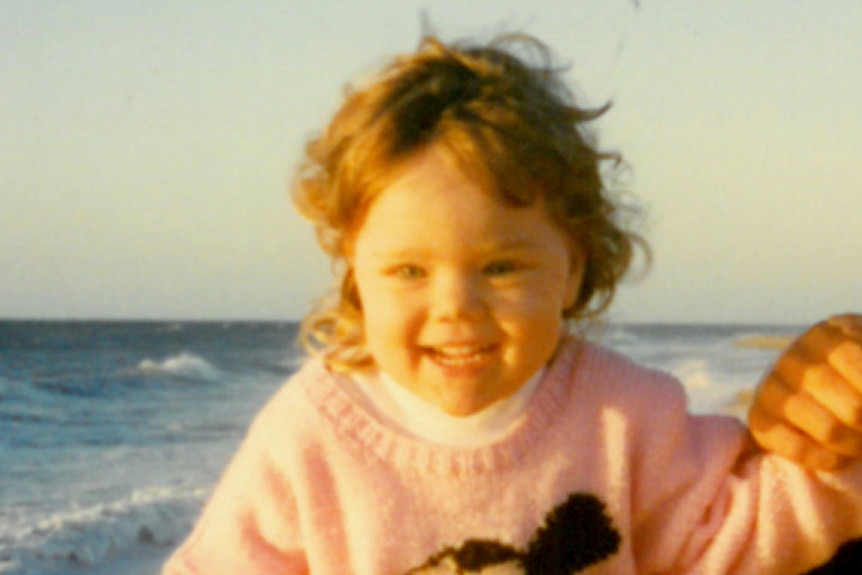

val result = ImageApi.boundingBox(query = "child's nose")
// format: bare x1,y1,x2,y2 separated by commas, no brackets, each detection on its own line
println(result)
430,272,486,322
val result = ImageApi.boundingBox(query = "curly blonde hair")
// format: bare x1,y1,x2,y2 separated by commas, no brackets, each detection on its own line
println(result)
291,33,647,371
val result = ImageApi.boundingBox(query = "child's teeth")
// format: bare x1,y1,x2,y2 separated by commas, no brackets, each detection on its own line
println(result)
439,346,482,356
432,346,490,366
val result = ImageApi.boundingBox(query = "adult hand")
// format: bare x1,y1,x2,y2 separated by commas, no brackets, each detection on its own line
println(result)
748,314,862,471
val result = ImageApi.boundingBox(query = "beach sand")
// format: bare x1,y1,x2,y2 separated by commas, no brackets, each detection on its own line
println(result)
734,335,795,350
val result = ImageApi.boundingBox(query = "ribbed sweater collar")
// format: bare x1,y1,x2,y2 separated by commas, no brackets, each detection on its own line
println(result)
302,338,584,477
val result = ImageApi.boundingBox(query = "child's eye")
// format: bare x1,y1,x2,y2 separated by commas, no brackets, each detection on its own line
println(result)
483,261,518,276
394,265,426,279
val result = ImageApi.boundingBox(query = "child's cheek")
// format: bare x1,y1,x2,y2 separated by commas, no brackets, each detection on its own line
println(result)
362,288,422,347
495,284,569,321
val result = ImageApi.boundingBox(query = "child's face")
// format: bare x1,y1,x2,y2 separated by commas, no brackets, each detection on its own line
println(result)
350,148,584,416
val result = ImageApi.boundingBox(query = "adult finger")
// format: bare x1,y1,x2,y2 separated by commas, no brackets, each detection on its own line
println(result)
773,350,862,431
752,373,862,459
748,402,848,471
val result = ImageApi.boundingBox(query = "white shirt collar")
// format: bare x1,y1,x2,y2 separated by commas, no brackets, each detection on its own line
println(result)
337,368,545,448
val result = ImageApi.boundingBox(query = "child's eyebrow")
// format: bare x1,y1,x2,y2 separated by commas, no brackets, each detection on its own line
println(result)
474,238,549,255
370,239,543,260
489,239,544,251
367,246,434,260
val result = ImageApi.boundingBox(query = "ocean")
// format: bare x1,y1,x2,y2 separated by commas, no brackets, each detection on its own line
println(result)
0,321,803,575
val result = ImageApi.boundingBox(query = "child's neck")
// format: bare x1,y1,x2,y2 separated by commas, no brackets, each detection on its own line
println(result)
338,368,545,448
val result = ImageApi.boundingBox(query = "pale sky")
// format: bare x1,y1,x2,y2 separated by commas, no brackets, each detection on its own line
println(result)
2,0,860,324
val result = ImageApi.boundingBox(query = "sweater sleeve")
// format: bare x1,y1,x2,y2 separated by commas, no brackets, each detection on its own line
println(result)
626,371,862,575
161,391,308,575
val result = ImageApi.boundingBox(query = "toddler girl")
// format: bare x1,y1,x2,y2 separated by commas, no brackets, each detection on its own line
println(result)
163,32,862,574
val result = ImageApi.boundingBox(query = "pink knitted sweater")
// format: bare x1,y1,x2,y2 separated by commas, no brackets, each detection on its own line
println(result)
162,339,862,574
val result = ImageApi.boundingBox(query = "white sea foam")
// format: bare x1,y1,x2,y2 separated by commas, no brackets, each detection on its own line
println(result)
597,325,639,345
136,353,221,381
0,487,205,575
672,360,714,390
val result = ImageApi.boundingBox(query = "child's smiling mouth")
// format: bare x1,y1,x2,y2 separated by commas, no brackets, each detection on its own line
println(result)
424,344,497,368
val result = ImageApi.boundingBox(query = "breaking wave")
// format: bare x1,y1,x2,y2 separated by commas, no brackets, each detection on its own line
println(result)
136,353,222,381
0,488,204,575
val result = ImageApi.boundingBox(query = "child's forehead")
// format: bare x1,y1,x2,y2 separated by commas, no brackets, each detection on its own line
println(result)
373,147,525,209
378,144,538,206
354,150,570,248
